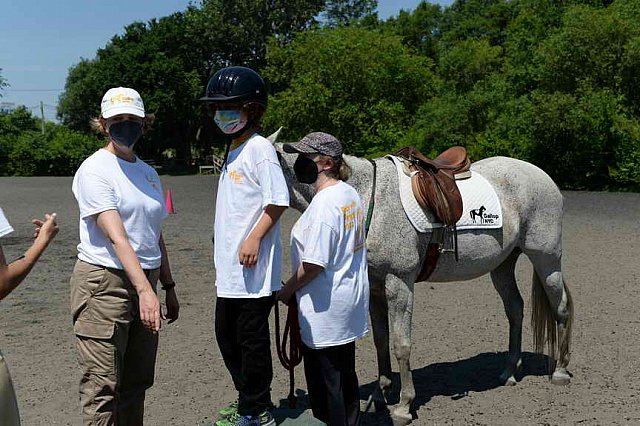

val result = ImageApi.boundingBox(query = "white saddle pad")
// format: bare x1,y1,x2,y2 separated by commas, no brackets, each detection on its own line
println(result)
387,155,503,232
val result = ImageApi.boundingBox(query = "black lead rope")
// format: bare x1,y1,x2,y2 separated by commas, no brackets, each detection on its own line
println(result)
274,295,302,408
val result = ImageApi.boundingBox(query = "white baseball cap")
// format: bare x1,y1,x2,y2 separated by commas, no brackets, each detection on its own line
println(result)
100,87,145,118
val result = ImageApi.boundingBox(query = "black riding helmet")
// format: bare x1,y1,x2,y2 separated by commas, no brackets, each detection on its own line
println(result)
200,66,267,108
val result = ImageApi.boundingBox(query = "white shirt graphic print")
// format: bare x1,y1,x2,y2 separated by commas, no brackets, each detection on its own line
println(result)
213,134,289,298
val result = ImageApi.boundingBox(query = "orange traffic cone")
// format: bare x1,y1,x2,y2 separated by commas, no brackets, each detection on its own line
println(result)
165,189,176,214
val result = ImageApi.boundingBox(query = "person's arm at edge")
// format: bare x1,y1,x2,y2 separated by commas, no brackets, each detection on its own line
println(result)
159,234,179,323
0,213,59,300
95,209,161,331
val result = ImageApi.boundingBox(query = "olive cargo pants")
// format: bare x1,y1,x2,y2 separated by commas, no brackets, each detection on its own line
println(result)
71,260,160,426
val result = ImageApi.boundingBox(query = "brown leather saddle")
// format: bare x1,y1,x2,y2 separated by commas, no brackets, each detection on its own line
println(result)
395,146,471,282
396,146,471,225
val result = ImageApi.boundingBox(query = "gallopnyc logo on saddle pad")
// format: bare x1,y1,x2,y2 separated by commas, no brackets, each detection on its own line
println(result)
388,154,503,231
469,205,500,225
453,173,502,230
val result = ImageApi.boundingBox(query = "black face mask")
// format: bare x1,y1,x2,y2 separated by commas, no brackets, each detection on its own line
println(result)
109,121,143,148
293,156,320,184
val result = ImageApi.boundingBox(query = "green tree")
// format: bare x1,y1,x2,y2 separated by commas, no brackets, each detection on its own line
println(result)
58,0,330,163
322,0,377,26
439,38,503,92
0,106,37,137
263,26,437,156
195,0,326,70
535,5,639,94
440,0,516,47
58,12,204,162
382,1,443,59
0,107,39,173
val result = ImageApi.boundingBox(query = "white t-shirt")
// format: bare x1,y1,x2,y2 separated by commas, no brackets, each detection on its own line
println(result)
214,134,290,298
290,181,369,349
0,208,13,239
72,149,168,269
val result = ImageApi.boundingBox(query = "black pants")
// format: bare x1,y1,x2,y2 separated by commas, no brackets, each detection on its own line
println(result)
302,341,361,426
215,295,274,416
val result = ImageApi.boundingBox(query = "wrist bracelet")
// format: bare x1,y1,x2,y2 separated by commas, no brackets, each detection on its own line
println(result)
161,282,176,291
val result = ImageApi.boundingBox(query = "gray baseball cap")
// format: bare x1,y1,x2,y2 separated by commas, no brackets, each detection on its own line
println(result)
283,132,343,157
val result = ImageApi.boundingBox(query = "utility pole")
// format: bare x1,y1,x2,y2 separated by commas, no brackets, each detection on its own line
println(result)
40,101,45,135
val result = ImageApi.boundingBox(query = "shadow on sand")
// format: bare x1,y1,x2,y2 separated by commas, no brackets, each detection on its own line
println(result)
358,351,551,425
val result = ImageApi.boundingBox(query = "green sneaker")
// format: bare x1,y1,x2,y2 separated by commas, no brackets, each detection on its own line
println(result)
214,410,275,426
256,410,275,426
215,411,241,426
218,401,238,418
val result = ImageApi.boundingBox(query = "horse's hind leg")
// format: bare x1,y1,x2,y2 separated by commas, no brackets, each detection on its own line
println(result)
386,273,415,425
527,251,574,385
490,249,524,386
368,277,393,411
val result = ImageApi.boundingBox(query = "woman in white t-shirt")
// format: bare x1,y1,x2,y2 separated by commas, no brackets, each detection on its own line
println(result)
0,207,58,426
70,87,179,425
278,132,369,426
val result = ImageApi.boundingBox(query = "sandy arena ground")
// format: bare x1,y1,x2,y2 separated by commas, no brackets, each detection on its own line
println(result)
1,175,639,425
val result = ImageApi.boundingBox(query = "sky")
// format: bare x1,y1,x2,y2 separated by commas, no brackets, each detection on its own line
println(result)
0,0,453,121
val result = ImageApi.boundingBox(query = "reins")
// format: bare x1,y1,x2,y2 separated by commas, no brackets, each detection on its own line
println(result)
274,158,378,408
365,159,377,237
274,296,303,408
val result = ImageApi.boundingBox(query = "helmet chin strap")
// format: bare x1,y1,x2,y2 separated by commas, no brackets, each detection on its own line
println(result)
229,120,259,142
222,125,256,167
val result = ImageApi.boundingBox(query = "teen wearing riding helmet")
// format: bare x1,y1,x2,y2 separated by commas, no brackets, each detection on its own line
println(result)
70,87,179,425
278,132,369,426
201,67,289,426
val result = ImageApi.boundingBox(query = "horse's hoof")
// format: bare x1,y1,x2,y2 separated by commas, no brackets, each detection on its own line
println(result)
361,395,388,414
499,370,517,386
391,408,413,426
551,370,571,385
503,375,517,386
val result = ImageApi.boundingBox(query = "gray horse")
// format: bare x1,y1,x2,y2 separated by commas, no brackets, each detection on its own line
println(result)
272,138,573,424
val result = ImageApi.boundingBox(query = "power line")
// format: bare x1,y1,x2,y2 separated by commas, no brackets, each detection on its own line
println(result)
4,89,64,92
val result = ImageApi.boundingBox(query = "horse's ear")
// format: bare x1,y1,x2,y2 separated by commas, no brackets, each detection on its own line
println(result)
266,127,283,145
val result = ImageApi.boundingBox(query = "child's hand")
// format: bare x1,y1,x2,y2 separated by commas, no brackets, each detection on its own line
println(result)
238,236,260,267
32,213,59,244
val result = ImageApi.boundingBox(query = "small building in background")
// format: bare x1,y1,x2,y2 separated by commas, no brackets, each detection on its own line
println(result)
0,102,17,114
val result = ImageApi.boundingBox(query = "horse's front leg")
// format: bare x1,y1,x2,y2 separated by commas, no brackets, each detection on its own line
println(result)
368,277,393,412
386,273,415,425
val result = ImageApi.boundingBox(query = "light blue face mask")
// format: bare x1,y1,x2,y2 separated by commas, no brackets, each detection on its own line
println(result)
214,109,247,135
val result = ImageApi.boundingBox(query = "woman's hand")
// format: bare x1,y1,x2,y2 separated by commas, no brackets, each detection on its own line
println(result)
138,287,161,331
239,236,260,267
163,288,180,324
32,213,59,243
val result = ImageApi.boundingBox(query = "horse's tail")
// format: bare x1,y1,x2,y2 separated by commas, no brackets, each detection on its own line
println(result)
531,272,573,371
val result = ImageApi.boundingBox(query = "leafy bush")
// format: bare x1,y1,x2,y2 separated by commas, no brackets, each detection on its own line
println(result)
2,126,102,176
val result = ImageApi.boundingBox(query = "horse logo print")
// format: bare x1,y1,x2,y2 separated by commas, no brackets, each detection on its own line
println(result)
470,206,486,223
